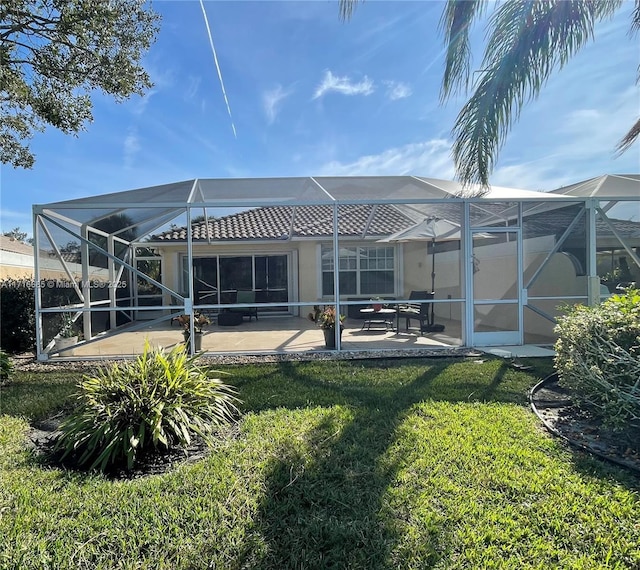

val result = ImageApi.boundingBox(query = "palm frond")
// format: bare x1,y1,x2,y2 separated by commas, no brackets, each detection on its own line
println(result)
339,0,361,22
616,117,640,154
440,0,488,101
632,0,640,32
453,0,624,188
632,0,640,83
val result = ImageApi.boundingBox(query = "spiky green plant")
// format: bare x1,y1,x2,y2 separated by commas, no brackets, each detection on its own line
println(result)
54,342,239,472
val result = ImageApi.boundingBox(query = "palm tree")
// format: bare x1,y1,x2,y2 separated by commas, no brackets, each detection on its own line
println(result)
340,0,640,190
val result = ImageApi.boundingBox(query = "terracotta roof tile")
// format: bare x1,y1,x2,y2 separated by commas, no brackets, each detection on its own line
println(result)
153,204,416,242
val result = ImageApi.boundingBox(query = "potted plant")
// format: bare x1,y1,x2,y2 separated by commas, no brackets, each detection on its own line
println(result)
316,306,345,349
54,313,78,355
370,296,384,312
176,312,210,352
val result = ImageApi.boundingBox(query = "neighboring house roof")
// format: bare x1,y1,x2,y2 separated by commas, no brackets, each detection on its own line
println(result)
0,235,33,255
153,204,417,242
58,251,81,264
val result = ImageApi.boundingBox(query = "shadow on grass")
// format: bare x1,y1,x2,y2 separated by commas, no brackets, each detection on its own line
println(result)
220,357,637,568
233,366,445,569
230,357,540,415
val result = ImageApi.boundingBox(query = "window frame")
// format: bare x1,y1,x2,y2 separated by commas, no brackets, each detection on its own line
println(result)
320,243,396,297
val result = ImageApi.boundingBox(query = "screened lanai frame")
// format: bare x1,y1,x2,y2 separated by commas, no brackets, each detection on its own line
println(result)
32,175,640,360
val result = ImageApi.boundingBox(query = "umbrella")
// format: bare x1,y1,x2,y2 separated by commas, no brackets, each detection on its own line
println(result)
380,217,462,290
379,217,463,330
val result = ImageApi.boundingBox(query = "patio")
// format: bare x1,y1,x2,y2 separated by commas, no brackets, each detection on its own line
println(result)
53,315,462,359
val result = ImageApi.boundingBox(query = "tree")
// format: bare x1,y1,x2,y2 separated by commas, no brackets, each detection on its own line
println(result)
339,0,640,189
1,0,160,168
3,227,28,242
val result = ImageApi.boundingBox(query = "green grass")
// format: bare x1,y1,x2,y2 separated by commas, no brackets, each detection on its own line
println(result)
1,357,638,569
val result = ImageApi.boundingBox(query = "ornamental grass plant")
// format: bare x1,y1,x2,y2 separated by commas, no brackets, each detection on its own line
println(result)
54,342,239,472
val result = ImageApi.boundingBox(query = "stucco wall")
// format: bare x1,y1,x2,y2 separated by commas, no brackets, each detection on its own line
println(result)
156,235,584,343
1,251,109,281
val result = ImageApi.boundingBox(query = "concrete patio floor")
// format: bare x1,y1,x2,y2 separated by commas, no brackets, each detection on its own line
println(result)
50,315,463,359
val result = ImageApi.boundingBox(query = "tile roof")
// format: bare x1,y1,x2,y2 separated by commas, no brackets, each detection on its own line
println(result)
153,204,417,242
0,235,34,255
152,202,640,246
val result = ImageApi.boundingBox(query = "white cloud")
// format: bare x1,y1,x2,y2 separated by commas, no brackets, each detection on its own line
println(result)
384,80,412,100
494,86,640,190
123,129,141,169
313,70,375,100
491,161,576,192
319,139,454,177
263,85,293,124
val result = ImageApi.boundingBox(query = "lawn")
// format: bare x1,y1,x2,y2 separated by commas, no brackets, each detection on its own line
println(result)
1,357,639,569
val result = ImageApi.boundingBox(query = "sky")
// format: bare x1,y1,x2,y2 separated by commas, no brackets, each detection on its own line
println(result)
1,0,639,235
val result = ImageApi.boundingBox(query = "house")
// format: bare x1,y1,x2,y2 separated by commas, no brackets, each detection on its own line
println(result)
0,235,35,279
32,174,640,359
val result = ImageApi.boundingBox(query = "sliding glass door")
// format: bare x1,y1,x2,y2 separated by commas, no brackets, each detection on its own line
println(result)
186,254,289,312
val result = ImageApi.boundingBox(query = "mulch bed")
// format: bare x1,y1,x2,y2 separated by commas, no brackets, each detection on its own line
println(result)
530,374,640,474
27,415,239,480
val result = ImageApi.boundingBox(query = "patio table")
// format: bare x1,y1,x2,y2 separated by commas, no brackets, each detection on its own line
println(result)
359,308,396,331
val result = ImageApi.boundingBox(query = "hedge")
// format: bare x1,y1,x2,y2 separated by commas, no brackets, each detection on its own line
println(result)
554,288,640,430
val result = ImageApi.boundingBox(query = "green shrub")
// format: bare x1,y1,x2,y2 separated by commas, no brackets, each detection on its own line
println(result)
0,279,37,353
0,350,12,380
0,278,91,353
54,342,240,472
554,288,640,430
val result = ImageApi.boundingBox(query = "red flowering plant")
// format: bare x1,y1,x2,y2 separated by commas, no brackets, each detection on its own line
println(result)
316,306,345,330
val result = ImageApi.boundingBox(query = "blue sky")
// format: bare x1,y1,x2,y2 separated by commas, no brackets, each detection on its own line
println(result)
1,0,639,235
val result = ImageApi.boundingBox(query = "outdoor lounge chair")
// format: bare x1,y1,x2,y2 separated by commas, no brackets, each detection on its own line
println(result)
397,290,435,334
229,290,259,321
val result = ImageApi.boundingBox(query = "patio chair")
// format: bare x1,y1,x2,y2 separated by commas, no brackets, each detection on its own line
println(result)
397,290,434,335
229,290,259,321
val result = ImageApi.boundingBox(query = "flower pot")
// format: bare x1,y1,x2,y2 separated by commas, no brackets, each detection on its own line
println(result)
183,330,204,352
373,303,382,312
54,335,78,356
323,327,342,349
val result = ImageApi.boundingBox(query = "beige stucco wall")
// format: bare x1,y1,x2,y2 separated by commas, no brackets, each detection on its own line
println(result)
155,234,585,343
1,251,109,281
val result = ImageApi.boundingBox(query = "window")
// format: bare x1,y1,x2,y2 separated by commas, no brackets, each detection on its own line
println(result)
321,244,395,296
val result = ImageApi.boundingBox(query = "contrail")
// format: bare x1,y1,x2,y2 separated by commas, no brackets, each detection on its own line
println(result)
199,0,237,138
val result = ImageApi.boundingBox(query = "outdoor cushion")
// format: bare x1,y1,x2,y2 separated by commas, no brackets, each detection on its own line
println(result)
218,311,243,326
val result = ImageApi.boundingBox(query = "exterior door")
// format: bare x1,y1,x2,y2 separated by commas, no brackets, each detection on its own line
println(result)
471,229,523,346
